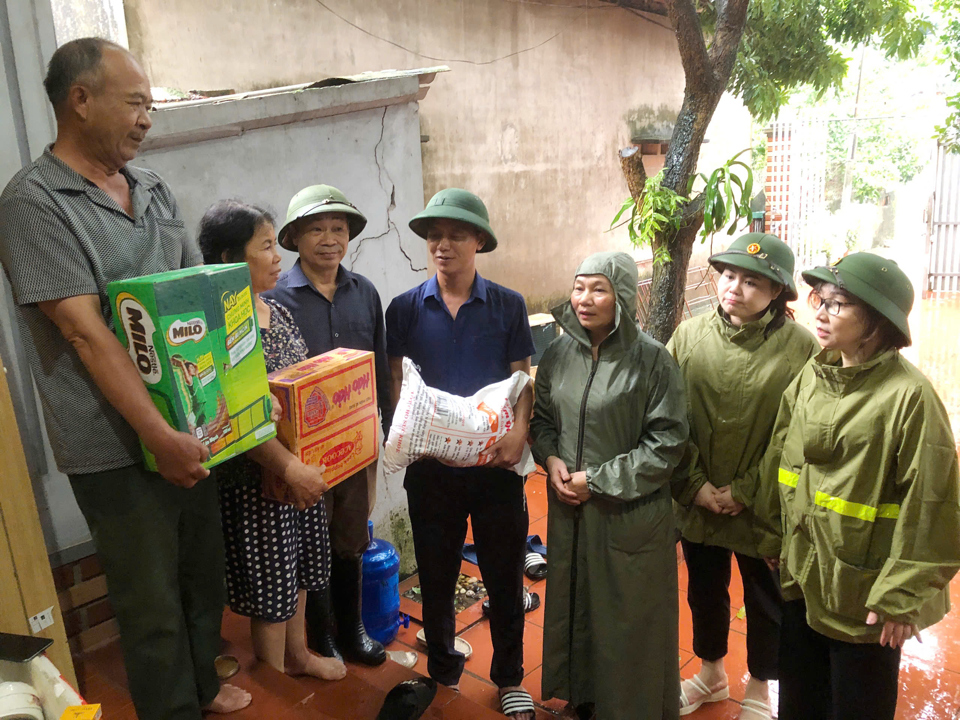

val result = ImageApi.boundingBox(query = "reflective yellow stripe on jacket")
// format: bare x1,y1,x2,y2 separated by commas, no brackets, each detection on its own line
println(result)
778,469,899,522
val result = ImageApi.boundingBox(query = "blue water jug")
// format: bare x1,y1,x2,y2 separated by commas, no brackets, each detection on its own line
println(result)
361,520,402,645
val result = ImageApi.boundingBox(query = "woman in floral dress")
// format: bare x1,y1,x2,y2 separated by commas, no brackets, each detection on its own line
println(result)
199,200,344,681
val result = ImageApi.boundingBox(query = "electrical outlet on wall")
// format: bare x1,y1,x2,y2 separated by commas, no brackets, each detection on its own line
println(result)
28,606,54,634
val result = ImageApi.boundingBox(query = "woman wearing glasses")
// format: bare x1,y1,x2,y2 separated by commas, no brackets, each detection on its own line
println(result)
755,253,960,720
668,233,817,719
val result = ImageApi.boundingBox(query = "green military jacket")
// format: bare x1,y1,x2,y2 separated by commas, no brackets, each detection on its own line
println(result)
668,309,818,556
530,252,688,719
754,348,960,642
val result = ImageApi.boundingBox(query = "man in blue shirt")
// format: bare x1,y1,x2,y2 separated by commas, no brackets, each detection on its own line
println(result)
264,184,388,667
386,189,536,720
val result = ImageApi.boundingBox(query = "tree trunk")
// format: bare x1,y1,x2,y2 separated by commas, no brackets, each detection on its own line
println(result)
644,93,723,344
648,222,699,342
633,0,750,344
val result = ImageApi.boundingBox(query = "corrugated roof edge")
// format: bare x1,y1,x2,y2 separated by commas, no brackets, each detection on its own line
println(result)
150,66,450,112
139,66,449,153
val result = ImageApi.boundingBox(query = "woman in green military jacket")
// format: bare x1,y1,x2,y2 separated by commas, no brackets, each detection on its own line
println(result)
754,252,960,720
530,251,689,720
668,233,818,719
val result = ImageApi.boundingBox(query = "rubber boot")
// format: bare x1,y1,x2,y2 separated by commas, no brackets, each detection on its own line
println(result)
332,554,386,666
305,585,343,662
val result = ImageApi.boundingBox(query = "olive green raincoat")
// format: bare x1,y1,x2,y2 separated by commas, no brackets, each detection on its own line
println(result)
754,348,960,642
668,309,818,556
530,251,688,720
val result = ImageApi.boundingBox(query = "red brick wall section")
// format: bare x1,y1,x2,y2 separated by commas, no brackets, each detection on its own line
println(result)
53,554,118,657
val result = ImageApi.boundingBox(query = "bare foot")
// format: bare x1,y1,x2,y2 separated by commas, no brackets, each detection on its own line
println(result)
286,652,347,681
203,683,252,714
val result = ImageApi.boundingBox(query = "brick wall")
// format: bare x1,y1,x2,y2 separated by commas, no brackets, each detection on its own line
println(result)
52,554,119,657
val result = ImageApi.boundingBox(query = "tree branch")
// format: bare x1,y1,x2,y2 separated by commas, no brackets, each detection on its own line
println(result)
709,0,750,78
669,0,712,91
619,146,647,203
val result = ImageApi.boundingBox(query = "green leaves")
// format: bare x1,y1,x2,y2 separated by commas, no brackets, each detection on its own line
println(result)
611,150,755,262
726,0,930,121
610,172,686,263
694,149,754,240
936,0,960,152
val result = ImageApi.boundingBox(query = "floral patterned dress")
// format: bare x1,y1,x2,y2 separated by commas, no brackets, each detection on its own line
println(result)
217,298,331,622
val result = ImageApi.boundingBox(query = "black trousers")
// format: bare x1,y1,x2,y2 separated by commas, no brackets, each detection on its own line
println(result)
779,599,901,720
405,460,528,688
681,538,782,680
70,465,225,720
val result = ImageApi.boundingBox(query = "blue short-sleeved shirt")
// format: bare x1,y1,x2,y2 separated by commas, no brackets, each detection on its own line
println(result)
263,260,392,432
385,273,535,396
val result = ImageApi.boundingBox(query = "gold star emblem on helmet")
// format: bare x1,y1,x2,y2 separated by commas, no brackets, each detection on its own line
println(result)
747,243,761,254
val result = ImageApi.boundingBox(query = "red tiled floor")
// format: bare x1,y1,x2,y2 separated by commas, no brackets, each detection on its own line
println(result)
528,515,548,545
76,470,960,719
527,473,549,523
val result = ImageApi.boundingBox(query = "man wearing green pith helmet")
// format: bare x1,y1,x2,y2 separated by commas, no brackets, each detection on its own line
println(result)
264,184,392,667
385,188,537,720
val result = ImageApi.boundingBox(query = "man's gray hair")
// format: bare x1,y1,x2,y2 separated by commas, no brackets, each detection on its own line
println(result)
43,37,125,115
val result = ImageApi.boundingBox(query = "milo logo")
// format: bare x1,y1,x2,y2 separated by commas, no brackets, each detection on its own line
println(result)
167,317,207,345
322,441,355,466
117,293,161,384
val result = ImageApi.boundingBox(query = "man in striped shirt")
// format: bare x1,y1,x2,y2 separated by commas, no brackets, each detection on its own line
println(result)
0,38,249,719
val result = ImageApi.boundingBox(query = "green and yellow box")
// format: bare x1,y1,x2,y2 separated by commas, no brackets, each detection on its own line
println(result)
108,263,276,470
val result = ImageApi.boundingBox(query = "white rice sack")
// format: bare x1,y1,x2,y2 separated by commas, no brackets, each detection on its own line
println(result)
384,357,535,477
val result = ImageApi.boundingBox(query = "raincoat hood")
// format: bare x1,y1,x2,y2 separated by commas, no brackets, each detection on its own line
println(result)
553,251,639,347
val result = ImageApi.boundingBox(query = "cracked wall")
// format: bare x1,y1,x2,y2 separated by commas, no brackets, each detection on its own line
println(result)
125,0,752,306
134,98,427,564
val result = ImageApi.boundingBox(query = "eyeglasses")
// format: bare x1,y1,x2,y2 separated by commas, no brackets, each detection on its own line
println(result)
808,291,857,316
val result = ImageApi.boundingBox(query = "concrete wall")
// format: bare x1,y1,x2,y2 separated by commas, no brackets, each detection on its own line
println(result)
0,0,96,561
135,75,431,568
125,0,753,310
50,0,127,47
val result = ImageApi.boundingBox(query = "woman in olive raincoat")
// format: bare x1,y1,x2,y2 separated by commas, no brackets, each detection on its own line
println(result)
668,233,818,719
754,252,960,720
530,251,689,720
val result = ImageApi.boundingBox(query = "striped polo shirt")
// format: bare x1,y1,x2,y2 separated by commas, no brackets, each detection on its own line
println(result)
0,148,202,475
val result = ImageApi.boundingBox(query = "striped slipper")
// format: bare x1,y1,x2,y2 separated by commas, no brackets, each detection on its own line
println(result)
499,687,535,718
482,590,540,616
524,552,547,580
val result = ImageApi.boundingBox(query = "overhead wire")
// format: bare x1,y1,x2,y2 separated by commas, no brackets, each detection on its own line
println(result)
309,0,673,67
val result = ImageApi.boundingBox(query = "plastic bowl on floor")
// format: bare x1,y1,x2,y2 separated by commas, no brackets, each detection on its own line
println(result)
415,628,473,659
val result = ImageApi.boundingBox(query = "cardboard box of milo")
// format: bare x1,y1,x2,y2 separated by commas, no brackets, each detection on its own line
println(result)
108,263,276,470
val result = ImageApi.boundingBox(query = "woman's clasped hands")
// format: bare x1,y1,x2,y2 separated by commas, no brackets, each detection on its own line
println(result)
546,456,592,506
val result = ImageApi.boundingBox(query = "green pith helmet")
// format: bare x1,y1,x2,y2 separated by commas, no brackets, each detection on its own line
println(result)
708,232,799,300
802,252,914,344
408,188,498,252
278,184,367,251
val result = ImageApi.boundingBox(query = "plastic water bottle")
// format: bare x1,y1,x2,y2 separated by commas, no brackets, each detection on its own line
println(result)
361,520,402,645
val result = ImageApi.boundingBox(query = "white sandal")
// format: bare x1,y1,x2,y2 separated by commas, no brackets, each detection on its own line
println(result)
679,675,729,716
739,698,773,719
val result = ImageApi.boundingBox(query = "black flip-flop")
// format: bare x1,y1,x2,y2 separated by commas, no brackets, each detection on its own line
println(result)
376,677,438,720
482,590,540,616
524,551,547,580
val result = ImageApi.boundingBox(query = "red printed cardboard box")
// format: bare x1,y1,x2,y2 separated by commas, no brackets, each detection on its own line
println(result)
265,348,378,502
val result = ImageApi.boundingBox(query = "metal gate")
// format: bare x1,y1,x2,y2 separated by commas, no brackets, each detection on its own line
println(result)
929,144,960,293
765,120,828,272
